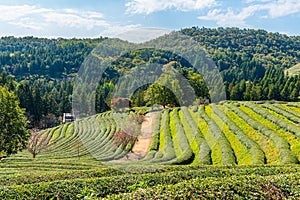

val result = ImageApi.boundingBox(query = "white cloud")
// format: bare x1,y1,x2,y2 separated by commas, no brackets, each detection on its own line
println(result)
198,0,300,26
85,11,104,19
0,5,108,30
100,24,141,37
0,5,52,21
198,5,260,26
244,0,272,3
0,4,144,38
126,0,217,14
113,27,171,43
9,17,44,30
0,4,124,34
62,9,104,19
42,11,108,30
266,0,300,18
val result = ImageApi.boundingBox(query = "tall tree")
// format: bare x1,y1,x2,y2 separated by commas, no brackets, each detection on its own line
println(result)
0,86,30,156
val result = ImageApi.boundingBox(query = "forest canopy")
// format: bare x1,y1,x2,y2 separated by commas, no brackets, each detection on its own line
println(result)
0,27,299,128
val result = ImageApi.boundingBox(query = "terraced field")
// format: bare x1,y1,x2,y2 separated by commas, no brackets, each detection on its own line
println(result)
18,101,300,165
25,112,137,161
1,101,300,199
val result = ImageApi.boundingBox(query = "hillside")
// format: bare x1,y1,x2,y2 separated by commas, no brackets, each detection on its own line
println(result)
0,27,299,128
0,36,104,79
1,101,300,198
1,28,299,80
22,101,300,165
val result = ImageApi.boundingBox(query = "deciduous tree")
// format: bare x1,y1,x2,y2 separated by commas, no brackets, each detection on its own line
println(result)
0,86,30,156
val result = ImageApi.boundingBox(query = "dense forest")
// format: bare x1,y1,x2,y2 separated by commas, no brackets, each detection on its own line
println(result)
0,37,103,128
183,27,300,102
0,27,299,128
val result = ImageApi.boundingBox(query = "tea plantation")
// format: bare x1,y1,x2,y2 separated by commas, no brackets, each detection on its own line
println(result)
1,101,300,199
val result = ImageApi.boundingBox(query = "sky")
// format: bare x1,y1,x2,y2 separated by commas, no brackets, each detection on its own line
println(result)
0,0,299,38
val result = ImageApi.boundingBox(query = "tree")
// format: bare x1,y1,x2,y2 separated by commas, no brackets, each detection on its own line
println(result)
267,84,278,100
289,87,299,101
27,130,49,158
0,86,30,156
230,84,241,100
32,85,43,126
144,84,178,107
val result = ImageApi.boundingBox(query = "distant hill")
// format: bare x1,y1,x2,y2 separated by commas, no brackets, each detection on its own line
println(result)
182,27,300,82
0,27,299,81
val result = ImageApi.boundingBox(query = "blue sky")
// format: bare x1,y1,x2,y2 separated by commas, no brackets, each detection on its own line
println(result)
0,0,299,38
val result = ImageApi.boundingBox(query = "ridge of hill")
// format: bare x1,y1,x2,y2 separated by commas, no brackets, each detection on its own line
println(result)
1,27,299,80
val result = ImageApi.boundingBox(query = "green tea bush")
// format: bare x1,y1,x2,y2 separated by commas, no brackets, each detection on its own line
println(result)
199,105,236,165
212,104,264,163
227,104,298,164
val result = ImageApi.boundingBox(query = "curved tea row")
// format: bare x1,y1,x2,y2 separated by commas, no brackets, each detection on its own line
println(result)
35,102,300,165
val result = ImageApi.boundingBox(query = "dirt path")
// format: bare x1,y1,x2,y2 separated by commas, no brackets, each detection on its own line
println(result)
113,112,157,162
132,112,156,154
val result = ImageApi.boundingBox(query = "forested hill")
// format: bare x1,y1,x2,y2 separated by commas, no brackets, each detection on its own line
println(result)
0,28,299,81
0,28,299,80
0,36,104,79
183,27,300,81
184,27,300,69
182,27,300,102
0,27,299,128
